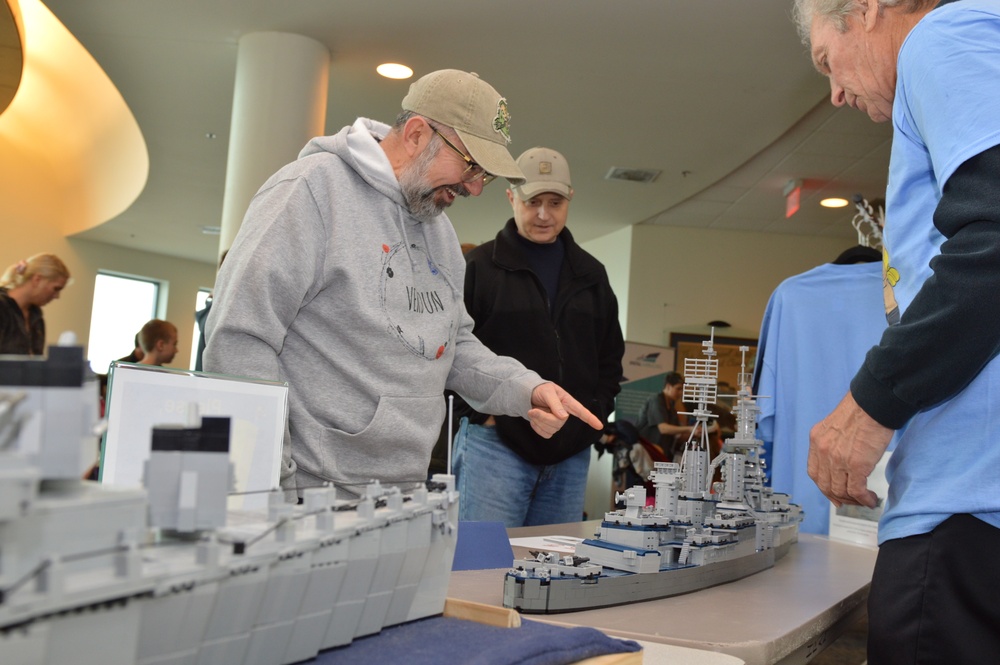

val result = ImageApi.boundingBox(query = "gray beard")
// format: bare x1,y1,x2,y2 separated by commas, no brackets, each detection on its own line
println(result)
398,142,468,218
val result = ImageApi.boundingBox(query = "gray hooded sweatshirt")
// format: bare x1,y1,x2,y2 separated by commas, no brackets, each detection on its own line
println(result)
205,118,542,497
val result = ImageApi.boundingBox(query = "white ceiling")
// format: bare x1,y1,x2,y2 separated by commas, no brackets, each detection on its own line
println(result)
43,0,891,265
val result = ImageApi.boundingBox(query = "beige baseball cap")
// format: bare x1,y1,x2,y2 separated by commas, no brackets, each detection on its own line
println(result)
402,69,524,185
512,147,573,200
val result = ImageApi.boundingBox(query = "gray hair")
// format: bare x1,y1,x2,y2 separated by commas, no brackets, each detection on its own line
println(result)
393,109,418,129
792,0,936,46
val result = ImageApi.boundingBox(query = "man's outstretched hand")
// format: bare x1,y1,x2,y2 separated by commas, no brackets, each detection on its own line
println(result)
527,382,603,438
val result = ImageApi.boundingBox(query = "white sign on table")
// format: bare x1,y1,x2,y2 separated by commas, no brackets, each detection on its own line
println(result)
101,362,288,511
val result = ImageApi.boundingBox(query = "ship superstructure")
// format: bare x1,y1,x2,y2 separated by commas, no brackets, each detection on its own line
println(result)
0,343,459,664
504,334,799,613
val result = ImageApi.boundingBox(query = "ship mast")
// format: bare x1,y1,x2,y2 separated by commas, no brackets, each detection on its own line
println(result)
678,329,718,497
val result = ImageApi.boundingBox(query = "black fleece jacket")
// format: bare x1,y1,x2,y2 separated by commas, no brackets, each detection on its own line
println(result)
456,219,624,465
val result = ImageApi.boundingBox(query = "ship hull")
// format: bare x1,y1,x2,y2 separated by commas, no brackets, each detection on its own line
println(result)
0,480,460,665
505,548,769,614
504,533,797,614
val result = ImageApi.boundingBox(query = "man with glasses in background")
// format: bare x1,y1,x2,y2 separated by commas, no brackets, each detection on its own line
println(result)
206,69,602,501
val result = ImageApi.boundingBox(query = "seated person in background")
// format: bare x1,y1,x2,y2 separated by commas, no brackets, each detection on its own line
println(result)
636,372,715,461
595,420,666,507
137,319,179,367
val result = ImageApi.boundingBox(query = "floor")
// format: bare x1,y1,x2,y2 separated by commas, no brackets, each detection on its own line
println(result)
811,615,867,665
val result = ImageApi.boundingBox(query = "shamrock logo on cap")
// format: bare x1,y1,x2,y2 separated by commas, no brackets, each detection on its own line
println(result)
493,98,511,145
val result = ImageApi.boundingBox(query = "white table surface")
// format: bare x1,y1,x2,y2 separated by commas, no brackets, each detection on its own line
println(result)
447,522,876,665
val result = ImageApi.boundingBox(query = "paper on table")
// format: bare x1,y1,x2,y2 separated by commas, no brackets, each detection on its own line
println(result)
828,450,891,548
508,535,583,554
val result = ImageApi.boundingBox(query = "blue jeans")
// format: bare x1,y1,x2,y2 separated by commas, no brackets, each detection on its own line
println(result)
453,417,590,528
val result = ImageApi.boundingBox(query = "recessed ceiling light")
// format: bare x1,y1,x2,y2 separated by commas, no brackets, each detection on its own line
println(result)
200,225,221,235
377,63,413,80
820,197,850,208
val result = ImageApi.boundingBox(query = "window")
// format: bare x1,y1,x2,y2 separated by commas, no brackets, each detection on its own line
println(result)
87,272,161,375
190,288,212,370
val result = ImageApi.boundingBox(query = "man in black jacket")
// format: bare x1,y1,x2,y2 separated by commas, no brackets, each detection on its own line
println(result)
453,147,625,526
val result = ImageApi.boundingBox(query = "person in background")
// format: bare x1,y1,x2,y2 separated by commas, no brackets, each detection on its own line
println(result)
795,0,1000,661
635,372,712,462
117,333,145,364
0,253,70,355
453,147,625,527
137,319,179,367
205,70,601,501
195,250,227,372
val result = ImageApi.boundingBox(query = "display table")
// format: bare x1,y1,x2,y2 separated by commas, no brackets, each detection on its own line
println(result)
447,521,877,665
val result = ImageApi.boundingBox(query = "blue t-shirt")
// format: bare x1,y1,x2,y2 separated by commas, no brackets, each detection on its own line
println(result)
880,0,1000,543
755,262,886,535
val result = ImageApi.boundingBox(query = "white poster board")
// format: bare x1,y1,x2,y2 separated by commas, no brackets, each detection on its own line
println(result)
101,362,288,511
828,450,892,548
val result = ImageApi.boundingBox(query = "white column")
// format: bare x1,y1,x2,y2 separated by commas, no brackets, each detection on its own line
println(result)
218,32,330,258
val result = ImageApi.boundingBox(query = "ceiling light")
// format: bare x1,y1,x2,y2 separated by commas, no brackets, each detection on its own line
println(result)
200,225,220,235
377,63,413,80
820,197,850,208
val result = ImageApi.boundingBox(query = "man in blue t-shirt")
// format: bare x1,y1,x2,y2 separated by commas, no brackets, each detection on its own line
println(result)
794,0,1000,661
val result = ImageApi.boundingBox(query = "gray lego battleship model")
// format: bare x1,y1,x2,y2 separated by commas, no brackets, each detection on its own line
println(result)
504,335,800,613
0,342,459,664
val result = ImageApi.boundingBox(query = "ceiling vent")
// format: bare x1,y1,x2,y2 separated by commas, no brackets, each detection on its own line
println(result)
605,167,661,183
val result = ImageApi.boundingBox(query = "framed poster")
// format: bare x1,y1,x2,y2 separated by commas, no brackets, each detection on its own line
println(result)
668,332,757,393
615,341,676,424
101,362,288,511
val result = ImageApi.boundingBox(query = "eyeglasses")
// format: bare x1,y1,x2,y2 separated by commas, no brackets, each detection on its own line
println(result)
430,125,496,186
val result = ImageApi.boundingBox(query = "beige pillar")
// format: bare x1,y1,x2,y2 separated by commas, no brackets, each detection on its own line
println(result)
218,32,330,258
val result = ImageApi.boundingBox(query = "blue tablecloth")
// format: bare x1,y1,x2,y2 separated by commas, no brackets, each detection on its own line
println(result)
312,614,641,665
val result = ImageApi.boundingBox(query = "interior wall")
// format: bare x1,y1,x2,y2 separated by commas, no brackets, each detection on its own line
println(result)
2,219,216,364
627,225,856,346
579,226,632,520
582,224,632,339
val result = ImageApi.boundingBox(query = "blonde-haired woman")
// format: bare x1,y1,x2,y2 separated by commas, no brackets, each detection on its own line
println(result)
0,253,71,355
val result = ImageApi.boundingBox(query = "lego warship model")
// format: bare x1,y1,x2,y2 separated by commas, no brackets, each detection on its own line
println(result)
0,342,459,664
504,334,800,614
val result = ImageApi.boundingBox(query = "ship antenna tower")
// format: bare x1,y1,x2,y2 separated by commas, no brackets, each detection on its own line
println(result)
678,329,719,495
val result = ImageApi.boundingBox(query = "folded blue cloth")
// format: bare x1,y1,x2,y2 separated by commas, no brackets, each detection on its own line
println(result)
314,615,641,664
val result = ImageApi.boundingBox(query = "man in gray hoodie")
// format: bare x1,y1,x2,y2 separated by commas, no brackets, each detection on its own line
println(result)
205,69,601,500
